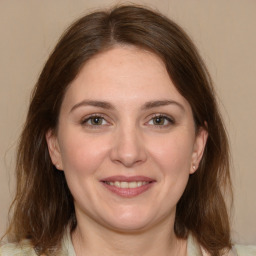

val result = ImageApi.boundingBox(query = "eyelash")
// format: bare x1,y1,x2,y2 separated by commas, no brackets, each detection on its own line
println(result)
147,114,175,128
81,114,109,128
80,114,175,128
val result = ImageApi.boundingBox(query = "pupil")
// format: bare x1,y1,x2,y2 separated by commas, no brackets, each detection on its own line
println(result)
154,117,163,125
92,117,102,125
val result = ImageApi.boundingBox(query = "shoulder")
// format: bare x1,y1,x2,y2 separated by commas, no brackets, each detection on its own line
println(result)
187,233,256,256
0,228,74,256
0,240,37,256
233,244,256,256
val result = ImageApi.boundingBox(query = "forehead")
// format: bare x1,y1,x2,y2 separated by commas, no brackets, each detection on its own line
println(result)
62,45,190,110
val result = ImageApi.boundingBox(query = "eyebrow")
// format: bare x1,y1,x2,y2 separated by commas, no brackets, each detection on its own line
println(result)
70,99,185,113
70,100,114,113
141,100,185,111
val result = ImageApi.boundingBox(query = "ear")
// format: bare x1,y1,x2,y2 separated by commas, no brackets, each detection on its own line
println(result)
190,127,208,174
46,129,63,170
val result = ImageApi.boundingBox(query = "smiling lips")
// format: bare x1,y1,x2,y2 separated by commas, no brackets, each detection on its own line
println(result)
101,176,156,198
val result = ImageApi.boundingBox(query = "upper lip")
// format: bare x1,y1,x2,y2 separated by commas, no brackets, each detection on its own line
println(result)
101,175,156,182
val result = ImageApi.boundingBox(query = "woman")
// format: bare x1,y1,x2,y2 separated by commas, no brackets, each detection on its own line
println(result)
1,5,255,256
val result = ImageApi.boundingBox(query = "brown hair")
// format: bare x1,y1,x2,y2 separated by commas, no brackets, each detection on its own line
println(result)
4,5,232,255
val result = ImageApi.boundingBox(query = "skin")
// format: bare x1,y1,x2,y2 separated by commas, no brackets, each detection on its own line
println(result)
47,46,208,256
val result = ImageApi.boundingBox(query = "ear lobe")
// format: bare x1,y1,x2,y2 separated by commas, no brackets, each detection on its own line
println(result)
46,130,63,170
190,127,208,174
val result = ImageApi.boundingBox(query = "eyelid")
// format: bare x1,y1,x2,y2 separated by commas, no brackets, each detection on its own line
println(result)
80,113,175,128
145,113,175,127
81,113,111,127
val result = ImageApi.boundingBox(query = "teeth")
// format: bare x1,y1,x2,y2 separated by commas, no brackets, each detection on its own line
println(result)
114,181,120,187
120,182,128,188
128,182,137,188
105,181,150,188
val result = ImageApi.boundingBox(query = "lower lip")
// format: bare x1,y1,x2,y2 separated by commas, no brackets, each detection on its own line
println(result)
101,182,155,198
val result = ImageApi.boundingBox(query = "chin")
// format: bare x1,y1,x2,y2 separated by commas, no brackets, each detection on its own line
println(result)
97,206,161,233
105,218,152,233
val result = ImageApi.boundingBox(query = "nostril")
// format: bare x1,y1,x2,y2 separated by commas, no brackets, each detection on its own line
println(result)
109,131,147,166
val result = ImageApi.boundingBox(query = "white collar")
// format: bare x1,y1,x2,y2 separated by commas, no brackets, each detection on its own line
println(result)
61,230,235,256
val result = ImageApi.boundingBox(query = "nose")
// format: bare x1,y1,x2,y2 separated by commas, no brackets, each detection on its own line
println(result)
110,125,147,167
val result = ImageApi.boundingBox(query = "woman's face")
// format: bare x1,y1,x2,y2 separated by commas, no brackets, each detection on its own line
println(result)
47,46,207,232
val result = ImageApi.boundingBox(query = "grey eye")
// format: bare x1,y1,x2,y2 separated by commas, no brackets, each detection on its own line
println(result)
89,117,104,125
82,116,107,126
152,116,166,125
148,115,174,126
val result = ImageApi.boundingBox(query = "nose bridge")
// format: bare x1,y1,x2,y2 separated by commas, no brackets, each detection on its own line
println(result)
110,119,147,167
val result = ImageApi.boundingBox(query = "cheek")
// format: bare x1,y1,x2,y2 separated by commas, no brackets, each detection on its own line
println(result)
58,130,111,176
148,133,194,175
140,133,194,216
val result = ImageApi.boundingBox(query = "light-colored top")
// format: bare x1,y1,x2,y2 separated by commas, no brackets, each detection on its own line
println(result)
1,231,255,256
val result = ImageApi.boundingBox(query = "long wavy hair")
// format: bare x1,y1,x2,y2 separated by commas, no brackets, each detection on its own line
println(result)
3,5,232,256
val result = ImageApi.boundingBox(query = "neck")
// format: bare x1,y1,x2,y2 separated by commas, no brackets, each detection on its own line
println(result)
72,213,187,256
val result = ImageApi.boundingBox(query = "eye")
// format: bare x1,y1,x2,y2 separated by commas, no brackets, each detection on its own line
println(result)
81,115,108,126
147,115,174,127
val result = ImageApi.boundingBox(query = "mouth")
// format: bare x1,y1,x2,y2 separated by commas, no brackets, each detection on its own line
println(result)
100,176,156,198
103,181,152,188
